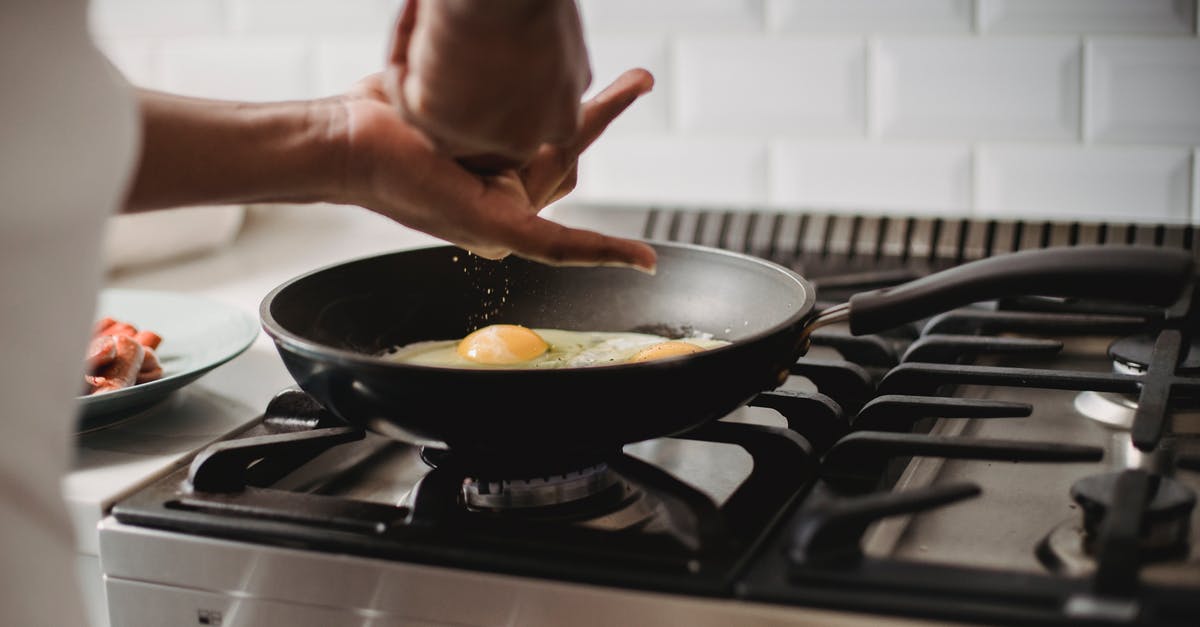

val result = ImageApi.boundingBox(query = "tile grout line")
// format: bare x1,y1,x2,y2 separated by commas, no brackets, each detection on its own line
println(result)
1078,36,1089,144
865,36,877,140
221,0,236,35
665,33,680,135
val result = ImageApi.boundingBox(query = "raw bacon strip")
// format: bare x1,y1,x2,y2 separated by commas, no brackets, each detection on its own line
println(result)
135,348,163,384
85,336,118,373
134,330,162,350
88,336,145,394
92,317,118,336
104,322,138,338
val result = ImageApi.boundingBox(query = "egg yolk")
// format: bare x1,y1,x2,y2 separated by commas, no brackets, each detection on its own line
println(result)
628,341,705,363
456,324,549,364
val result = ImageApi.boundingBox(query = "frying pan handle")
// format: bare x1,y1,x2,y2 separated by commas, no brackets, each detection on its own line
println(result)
843,245,1193,336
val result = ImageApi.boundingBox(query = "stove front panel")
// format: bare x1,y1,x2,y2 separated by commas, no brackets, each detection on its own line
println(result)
99,520,915,627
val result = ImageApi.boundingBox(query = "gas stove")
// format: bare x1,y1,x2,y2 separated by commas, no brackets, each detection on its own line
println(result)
100,208,1200,626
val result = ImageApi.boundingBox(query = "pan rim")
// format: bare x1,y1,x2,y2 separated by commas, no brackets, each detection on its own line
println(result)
259,241,817,374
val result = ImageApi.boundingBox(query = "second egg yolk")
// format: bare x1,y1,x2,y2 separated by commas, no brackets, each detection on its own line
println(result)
456,324,549,364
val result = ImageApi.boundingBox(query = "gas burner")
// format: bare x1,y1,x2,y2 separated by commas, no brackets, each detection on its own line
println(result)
1109,333,1200,375
1072,472,1196,556
463,463,620,510
1038,472,1196,576
1071,332,1200,430
1074,390,1140,430
1072,390,1200,433
1074,389,1200,433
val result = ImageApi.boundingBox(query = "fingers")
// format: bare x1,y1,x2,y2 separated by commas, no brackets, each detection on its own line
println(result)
566,68,654,157
523,68,653,207
495,215,657,273
388,0,418,66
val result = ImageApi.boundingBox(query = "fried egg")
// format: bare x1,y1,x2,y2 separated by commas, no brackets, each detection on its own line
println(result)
384,324,728,369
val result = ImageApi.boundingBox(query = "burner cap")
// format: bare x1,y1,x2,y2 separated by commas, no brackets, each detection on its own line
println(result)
1069,471,1195,556
463,463,620,510
1108,333,1200,373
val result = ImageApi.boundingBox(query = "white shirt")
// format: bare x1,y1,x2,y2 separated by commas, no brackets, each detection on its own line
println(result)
0,1,138,625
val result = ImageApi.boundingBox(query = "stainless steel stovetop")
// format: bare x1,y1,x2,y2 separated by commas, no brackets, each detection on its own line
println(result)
99,207,1200,626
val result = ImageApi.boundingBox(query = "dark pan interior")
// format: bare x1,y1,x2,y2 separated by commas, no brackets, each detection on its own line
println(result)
269,244,809,355
262,243,815,471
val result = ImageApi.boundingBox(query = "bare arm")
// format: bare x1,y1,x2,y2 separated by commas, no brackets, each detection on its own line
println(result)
125,91,345,212
122,71,657,272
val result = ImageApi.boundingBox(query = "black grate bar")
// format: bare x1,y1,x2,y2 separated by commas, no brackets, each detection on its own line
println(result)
789,482,981,567
767,213,784,259
877,362,1141,396
793,213,810,260
852,395,1031,432
188,427,365,493
749,390,846,452
923,308,1149,336
666,209,683,241
1131,329,1184,450
822,432,1104,489
902,334,1062,364
677,420,816,543
642,208,660,239
173,486,407,535
691,211,708,245
790,359,875,413
1176,452,1200,471
717,211,734,249
741,212,758,254
1092,470,1153,596
825,431,1105,465
809,331,898,368
875,216,890,262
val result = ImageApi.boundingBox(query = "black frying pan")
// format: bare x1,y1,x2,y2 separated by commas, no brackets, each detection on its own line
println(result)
261,243,1191,473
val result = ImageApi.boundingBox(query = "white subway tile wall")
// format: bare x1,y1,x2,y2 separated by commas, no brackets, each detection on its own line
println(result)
978,0,1196,35
771,142,971,213
976,145,1192,222
768,0,973,34
875,38,1082,141
575,137,767,206
676,37,865,136
1087,39,1200,144
89,0,1200,223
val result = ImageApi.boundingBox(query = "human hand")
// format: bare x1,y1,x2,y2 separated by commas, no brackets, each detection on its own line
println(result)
386,0,591,168
334,68,657,271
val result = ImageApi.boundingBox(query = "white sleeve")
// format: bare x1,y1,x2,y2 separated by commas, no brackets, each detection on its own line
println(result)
0,1,139,625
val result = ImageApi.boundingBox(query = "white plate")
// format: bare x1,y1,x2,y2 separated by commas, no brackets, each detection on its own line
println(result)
77,289,258,432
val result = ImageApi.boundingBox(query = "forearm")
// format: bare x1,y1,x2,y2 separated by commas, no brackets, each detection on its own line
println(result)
124,90,347,212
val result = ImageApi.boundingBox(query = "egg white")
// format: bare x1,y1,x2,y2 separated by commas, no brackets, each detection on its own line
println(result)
383,328,728,369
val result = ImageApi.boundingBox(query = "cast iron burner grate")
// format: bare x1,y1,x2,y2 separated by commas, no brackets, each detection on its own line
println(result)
730,251,1200,624
113,386,824,595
